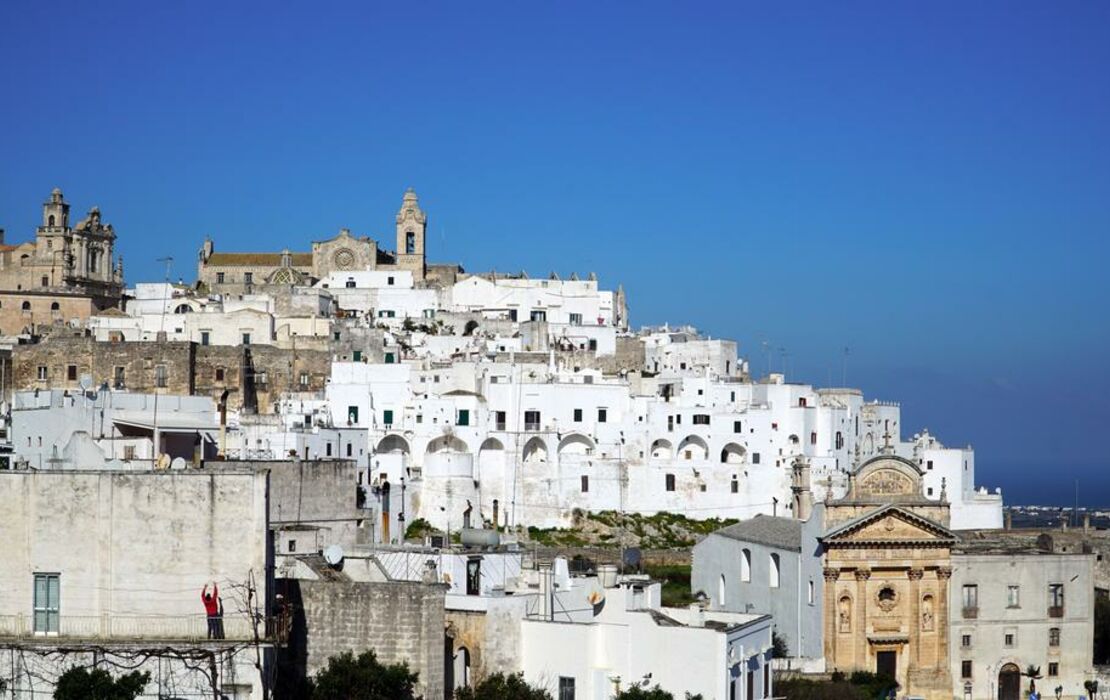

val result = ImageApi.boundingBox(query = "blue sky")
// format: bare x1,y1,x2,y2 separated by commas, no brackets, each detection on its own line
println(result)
2,1,1108,504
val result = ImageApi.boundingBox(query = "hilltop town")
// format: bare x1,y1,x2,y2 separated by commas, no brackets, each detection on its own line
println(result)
0,189,1105,699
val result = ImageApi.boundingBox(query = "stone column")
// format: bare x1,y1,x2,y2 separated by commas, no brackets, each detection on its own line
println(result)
908,568,924,669
824,567,840,667
855,568,871,670
936,567,952,669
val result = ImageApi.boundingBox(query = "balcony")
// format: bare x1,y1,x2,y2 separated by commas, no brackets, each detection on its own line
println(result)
495,421,507,431
962,607,979,619
524,422,541,431
1048,606,1064,618
0,613,264,643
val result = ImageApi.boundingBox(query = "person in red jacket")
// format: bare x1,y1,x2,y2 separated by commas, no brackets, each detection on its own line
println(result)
201,583,221,639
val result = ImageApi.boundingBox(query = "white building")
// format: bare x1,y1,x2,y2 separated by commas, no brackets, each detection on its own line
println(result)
0,468,272,698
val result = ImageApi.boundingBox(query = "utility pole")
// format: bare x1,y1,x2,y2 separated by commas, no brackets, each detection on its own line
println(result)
152,256,173,465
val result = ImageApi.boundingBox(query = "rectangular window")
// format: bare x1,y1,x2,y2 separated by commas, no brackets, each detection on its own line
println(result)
665,473,675,491
581,475,589,492
1049,627,1060,647
495,411,506,431
200,331,210,346
963,584,978,616
155,364,167,388
216,272,225,284
597,408,607,423
558,677,575,700
573,408,583,422
1049,584,1064,616
346,443,352,457
1048,662,1058,677
353,350,362,362
347,406,359,424
524,410,540,431
962,634,972,648
1007,585,1020,608
808,580,815,605
734,421,742,433
961,661,972,679
255,370,267,386
123,445,136,461
215,368,225,382
810,431,817,445
530,310,547,322
731,479,738,494
692,414,710,425
67,365,77,381
384,352,395,364
508,309,518,322
926,460,934,470
569,313,582,325
114,366,125,389
457,409,470,426
242,333,251,346
1004,632,1015,647
244,272,253,285
41,276,49,287
588,338,598,351
37,366,48,381
383,409,394,426
33,573,60,634
326,442,333,457
388,276,395,285
752,453,761,465
299,371,309,387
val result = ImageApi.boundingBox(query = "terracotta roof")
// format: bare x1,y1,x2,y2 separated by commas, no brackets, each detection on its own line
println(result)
205,252,313,267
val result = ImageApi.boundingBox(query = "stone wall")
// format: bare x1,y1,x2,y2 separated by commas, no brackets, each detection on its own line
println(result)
195,344,331,414
13,333,194,394
287,578,446,699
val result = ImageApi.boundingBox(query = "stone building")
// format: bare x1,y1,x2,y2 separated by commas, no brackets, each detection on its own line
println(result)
0,189,124,335
821,454,956,699
196,188,458,294
12,332,330,414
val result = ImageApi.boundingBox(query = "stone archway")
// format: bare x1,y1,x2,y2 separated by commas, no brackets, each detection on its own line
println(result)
999,663,1021,700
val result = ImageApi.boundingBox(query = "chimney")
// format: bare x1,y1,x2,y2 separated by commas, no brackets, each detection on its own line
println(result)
1004,510,1012,530
1084,513,1091,532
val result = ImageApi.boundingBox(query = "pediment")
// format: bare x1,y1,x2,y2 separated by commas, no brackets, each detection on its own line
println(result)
824,505,955,544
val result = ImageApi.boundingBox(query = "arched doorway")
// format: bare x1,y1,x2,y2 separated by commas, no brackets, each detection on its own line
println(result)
998,663,1021,700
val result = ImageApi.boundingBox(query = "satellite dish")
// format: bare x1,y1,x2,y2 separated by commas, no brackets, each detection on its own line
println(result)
323,544,344,567
170,457,187,470
78,375,94,393
584,582,606,615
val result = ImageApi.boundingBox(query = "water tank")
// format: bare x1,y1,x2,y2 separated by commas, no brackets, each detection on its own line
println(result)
459,528,500,548
598,564,618,588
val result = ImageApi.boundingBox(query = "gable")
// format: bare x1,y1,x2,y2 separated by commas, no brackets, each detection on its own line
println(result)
824,505,956,545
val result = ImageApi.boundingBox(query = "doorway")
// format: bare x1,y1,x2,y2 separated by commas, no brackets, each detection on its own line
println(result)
999,663,1021,700
876,650,897,680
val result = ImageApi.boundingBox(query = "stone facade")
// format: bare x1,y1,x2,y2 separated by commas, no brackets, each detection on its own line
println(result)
287,578,446,699
12,334,330,413
0,189,124,334
197,189,439,296
822,455,956,700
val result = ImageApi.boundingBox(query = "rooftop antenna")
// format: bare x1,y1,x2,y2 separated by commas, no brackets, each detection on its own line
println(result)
842,346,850,387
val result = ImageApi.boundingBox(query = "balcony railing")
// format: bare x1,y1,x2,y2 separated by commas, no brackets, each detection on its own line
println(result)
1048,606,1064,618
495,421,507,431
962,606,978,619
524,422,541,431
0,613,261,642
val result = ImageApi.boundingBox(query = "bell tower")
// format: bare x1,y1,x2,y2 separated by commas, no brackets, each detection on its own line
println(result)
395,187,426,280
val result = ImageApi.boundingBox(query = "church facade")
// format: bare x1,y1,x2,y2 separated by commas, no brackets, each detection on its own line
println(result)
822,455,956,699
0,188,124,335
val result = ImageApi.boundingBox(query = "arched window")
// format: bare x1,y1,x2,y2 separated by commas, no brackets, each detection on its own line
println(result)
741,548,751,582
21,301,31,311
50,302,60,311
174,304,191,314
48,215,55,226
718,574,726,607
345,278,356,288
769,553,781,588
406,231,416,254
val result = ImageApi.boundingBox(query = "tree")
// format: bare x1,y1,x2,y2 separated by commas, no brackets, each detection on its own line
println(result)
455,672,551,700
772,630,790,658
54,667,150,700
308,650,418,700
1024,665,1043,697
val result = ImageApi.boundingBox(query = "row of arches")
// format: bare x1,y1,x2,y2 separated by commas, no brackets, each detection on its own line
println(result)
376,433,754,466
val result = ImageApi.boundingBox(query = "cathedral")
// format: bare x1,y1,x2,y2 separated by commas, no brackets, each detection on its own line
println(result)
0,188,124,335
196,188,461,293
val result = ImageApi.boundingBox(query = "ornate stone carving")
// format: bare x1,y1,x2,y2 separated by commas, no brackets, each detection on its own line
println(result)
859,468,913,496
937,567,952,580
824,568,841,582
855,569,872,581
333,248,356,270
921,594,935,631
876,585,898,612
908,568,925,581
